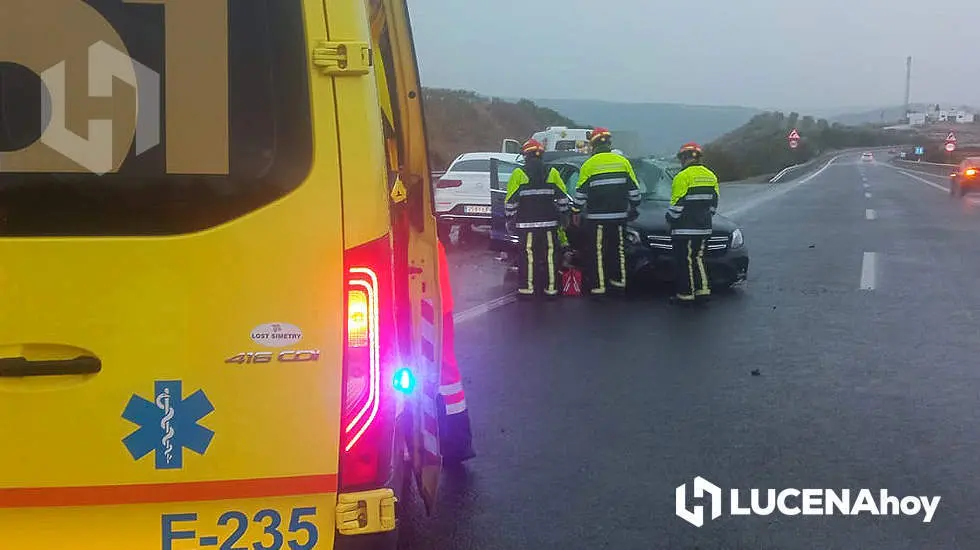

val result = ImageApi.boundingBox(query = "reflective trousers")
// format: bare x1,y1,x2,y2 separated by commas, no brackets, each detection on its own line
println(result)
517,229,560,296
585,222,627,294
671,235,710,300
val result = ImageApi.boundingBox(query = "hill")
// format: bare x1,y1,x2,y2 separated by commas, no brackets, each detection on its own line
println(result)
422,88,582,170
703,111,923,181
530,98,763,156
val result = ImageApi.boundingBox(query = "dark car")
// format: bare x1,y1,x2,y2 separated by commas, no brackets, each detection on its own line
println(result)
949,157,980,198
488,154,749,288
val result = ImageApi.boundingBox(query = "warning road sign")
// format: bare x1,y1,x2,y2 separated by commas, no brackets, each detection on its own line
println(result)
946,132,957,143
788,129,801,141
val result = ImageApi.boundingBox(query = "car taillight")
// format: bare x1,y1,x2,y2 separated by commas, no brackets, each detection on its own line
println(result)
436,178,463,188
341,235,396,491
966,169,977,176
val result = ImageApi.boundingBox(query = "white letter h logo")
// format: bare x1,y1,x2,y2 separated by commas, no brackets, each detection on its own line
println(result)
40,41,160,175
676,476,722,527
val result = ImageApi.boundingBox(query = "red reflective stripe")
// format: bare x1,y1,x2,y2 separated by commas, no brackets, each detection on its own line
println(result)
424,411,439,434
437,241,454,313
443,392,465,405
440,311,461,388
0,474,337,508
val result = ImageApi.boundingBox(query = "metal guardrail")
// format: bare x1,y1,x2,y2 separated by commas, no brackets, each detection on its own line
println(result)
769,163,805,183
768,146,898,184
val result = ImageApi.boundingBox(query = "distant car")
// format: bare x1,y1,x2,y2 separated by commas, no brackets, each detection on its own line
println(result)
949,157,980,198
488,154,749,289
861,152,874,162
435,152,522,238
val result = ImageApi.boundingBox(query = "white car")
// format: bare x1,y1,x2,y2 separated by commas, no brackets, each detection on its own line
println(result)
435,151,522,227
861,152,874,162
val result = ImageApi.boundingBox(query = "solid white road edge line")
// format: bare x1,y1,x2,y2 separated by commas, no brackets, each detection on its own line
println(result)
866,209,877,220
860,252,877,290
723,154,843,219
457,153,847,324
453,293,517,325
890,167,948,192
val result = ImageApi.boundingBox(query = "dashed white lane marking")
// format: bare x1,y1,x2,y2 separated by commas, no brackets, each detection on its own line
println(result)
860,252,877,290
863,182,870,189
866,209,877,220
454,293,517,325
864,192,872,199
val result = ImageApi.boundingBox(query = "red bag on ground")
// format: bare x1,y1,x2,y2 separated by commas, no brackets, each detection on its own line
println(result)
562,267,582,296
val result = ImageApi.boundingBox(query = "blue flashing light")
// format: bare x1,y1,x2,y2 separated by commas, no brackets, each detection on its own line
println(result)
393,368,416,394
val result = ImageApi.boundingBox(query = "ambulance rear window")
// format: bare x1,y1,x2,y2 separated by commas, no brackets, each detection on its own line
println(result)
0,0,311,236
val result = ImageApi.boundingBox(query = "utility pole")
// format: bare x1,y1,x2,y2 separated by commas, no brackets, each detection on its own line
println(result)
904,56,912,121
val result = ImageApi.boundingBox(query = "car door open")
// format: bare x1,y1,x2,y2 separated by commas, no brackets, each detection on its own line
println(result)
489,157,521,251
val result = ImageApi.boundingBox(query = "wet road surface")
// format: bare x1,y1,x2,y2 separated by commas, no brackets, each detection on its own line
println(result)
402,154,980,549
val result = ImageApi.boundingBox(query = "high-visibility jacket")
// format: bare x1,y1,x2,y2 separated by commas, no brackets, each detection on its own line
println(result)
666,164,719,236
571,151,641,221
505,164,569,230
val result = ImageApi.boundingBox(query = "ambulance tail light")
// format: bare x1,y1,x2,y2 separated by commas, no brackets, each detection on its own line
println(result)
341,235,396,491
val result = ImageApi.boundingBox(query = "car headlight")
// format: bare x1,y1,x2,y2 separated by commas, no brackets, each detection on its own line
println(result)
730,228,744,249
625,227,642,245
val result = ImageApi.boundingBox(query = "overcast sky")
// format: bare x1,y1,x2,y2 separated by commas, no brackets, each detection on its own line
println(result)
407,0,978,111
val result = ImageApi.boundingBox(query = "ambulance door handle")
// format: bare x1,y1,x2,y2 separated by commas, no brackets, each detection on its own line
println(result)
0,355,101,377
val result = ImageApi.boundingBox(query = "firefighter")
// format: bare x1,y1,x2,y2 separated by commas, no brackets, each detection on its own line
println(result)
436,239,476,464
505,139,570,297
666,142,719,304
570,128,642,295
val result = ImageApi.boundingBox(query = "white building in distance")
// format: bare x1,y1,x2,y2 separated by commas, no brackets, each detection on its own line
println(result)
927,105,975,124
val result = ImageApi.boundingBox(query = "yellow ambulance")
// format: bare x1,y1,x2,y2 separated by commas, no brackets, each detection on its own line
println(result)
0,0,446,548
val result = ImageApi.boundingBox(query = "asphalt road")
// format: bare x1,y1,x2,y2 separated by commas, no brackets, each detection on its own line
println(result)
402,153,980,549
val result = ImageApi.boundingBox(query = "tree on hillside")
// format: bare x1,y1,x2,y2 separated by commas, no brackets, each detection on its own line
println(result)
420,88,585,170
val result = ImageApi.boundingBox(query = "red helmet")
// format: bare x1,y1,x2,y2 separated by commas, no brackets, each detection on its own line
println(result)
521,139,545,155
589,127,612,144
678,142,703,155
